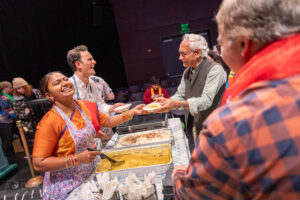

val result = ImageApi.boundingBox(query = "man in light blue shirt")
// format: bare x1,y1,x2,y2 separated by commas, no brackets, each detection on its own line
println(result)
155,34,227,152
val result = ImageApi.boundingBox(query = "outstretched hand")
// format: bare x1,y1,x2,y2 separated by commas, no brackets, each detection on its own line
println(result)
131,104,149,115
154,97,168,103
110,103,126,113
153,99,179,113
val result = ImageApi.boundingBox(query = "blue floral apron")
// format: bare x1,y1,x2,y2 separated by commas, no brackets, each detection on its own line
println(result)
43,101,99,200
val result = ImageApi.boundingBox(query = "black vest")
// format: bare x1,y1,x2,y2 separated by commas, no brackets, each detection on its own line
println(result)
183,58,225,136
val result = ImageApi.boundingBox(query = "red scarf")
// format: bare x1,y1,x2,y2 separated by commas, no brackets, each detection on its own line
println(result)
222,34,300,103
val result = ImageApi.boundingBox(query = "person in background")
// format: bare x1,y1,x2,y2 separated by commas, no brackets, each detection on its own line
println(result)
67,45,124,143
207,49,222,63
212,44,221,56
208,49,234,106
0,81,14,104
33,71,146,199
143,76,169,104
221,70,236,105
12,77,45,148
155,33,227,153
91,75,115,102
0,82,16,156
207,49,230,76
172,0,300,199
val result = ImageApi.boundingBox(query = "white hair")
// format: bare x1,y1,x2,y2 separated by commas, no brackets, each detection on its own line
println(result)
182,33,209,57
216,0,300,47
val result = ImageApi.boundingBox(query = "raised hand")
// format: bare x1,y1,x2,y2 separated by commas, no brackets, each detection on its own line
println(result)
153,99,179,113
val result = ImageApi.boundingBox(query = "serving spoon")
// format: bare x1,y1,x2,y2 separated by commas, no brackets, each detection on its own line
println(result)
87,148,125,166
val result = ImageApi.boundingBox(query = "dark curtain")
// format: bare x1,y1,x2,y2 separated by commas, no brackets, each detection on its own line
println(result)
0,0,127,89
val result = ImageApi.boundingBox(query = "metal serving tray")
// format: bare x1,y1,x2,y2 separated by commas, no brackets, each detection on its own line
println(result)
116,113,168,135
95,144,173,180
105,128,173,151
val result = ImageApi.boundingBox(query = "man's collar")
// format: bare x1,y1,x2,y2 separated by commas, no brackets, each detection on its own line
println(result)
73,73,90,88
189,58,204,73
190,58,203,71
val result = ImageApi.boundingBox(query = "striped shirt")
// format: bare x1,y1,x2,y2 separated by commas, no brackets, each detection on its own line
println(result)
173,74,300,199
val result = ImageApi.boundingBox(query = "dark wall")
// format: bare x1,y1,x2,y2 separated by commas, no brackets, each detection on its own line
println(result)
111,0,222,85
0,0,127,89
0,0,222,89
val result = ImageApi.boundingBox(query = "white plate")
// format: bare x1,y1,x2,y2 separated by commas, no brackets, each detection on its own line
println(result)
143,103,161,112
114,104,132,113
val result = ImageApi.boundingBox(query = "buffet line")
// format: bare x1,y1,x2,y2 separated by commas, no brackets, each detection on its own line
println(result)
67,117,190,200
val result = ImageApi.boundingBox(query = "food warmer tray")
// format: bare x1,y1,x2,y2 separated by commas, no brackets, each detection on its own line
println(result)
95,144,172,180
105,128,173,151
116,113,168,135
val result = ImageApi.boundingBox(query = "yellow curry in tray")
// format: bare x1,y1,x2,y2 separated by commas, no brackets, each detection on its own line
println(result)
95,144,172,173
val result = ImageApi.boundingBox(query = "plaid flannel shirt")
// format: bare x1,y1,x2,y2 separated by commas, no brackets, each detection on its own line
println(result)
174,74,300,199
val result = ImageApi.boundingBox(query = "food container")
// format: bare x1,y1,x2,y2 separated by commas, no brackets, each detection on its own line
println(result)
116,113,168,135
108,128,173,150
95,144,172,179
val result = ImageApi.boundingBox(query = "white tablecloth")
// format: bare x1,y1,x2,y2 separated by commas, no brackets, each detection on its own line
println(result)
67,118,190,200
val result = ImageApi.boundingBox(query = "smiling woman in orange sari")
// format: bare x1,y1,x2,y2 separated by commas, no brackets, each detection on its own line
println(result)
32,71,146,200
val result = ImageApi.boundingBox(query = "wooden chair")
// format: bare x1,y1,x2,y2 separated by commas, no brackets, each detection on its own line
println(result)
15,98,51,188
16,120,43,188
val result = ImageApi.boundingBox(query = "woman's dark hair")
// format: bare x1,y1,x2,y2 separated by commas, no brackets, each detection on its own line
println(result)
40,71,63,96
207,50,230,77
208,50,223,64
150,76,160,85
213,44,221,55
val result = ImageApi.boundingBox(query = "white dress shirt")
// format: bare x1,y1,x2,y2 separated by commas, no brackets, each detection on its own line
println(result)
69,74,111,115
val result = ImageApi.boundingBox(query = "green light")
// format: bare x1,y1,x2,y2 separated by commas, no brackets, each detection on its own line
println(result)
180,23,190,34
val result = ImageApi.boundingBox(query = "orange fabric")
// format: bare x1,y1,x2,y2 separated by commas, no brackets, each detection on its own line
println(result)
32,100,109,158
150,87,162,96
223,34,300,103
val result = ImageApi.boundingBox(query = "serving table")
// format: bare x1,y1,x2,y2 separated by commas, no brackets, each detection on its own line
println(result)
67,118,190,200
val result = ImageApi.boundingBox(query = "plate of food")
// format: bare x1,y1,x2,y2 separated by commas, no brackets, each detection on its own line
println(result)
114,104,132,113
142,103,161,112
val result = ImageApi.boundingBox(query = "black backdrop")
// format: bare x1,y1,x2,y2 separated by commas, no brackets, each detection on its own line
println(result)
0,0,127,89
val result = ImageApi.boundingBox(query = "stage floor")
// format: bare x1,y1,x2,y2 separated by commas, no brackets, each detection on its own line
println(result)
0,152,43,200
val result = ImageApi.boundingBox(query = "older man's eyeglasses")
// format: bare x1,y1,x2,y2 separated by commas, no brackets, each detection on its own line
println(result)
179,51,193,57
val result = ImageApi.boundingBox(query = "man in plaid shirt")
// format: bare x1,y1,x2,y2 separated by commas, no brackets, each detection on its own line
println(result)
172,0,300,199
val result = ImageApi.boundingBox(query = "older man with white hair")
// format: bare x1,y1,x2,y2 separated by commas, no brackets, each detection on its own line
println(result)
155,33,227,152
172,0,300,199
